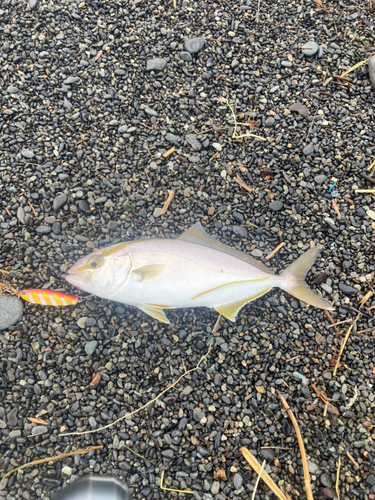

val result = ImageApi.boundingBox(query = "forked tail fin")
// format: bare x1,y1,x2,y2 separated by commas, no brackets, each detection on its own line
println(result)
278,246,333,310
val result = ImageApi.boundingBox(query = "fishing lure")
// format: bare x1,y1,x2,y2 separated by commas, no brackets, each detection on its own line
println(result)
19,289,78,307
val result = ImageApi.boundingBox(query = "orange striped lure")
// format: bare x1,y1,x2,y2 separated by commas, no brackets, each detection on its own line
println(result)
18,289,78,307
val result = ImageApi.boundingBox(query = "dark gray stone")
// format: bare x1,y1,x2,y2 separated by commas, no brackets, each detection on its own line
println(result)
185,134,202,151
7,408,18,427
303,144,315,155
36,226,51,235
53,194,67,211
233,474,243,490
232,226,247,237
265,117,275,127
78,200,91,213
320,473,333,488
165,132,180,146
338,283,358,296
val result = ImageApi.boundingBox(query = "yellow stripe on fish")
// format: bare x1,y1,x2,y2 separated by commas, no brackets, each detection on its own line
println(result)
19,289,78,307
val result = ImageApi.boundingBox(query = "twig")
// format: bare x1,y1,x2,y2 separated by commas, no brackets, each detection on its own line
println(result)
278,394,314,500
123,445,156,465
265,242,285,260
209,152,218,162
172,0,176,9
346,452,359,469
359,173,375,185
335,456,341,500
333,314,360,376
0,269,10,275
354,189,375,193
311,384,339,415
163,147,175,158
345,386,358,410
160,470,193,494
234,176,253,193
28,200,37,217
2,446,102,480
160,190,175,215
251,460,266,500
212,314,222,333
332,199,341,219
240,447,290,500
327,318,352,329
219,98,265,141
60,345,212,436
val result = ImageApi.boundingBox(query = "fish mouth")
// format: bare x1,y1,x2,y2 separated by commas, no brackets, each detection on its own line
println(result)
65,272,82,287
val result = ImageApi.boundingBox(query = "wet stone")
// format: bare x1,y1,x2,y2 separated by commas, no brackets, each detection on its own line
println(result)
78,200,91,213
31,425,48,435
369,55,375,89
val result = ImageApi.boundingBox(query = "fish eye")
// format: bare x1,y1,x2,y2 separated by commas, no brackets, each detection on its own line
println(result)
88,257,102,269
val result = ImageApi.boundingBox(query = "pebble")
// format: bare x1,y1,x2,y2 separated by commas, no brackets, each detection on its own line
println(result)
193,408,204,421
320,473,333,488
323,488,335,499
211,481,220,495
302,41,319,56
78,200,91,213
265,117,275,127
61,466,72,476
369,55,375,89
21,149,34,159
179,52,193,62
338,283,358,296
28,0,38,9
186,134,202,151
36,226,51,235
85,341,98,355
232,226,247,237
0,296,23,330
77,317,88,328
184,38,206,54
269,200,284,211
31,425,48,435
251,249,263,257
281,60,293,68
53,194,67,211
233,474,243,490
303,144,315,155
314,174,326,184
367,209,375,220
16,206,26,224
146,58,167,71
261,448,275,460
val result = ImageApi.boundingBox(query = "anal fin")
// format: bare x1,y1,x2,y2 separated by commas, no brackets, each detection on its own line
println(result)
138,304,171,324
215,285,272,321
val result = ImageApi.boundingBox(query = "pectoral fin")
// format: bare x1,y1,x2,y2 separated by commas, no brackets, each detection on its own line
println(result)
215,285,272,321
137,304,171,324
179,223,272,274
133,264,166,281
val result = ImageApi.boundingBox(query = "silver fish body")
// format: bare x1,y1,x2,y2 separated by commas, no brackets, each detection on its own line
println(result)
66,223,333,323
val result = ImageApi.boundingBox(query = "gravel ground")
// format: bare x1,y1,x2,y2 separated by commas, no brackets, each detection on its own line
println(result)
1,0,375,499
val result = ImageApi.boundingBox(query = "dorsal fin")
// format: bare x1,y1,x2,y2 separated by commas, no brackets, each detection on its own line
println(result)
179,223,273,274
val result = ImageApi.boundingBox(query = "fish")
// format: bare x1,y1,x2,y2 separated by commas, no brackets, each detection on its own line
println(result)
65,223,333,324
19,289,78,307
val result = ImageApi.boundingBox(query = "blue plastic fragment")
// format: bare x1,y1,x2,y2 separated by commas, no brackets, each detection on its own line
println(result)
329,182,336,192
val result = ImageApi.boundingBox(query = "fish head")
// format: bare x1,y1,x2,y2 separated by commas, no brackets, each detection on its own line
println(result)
65,243,132,297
